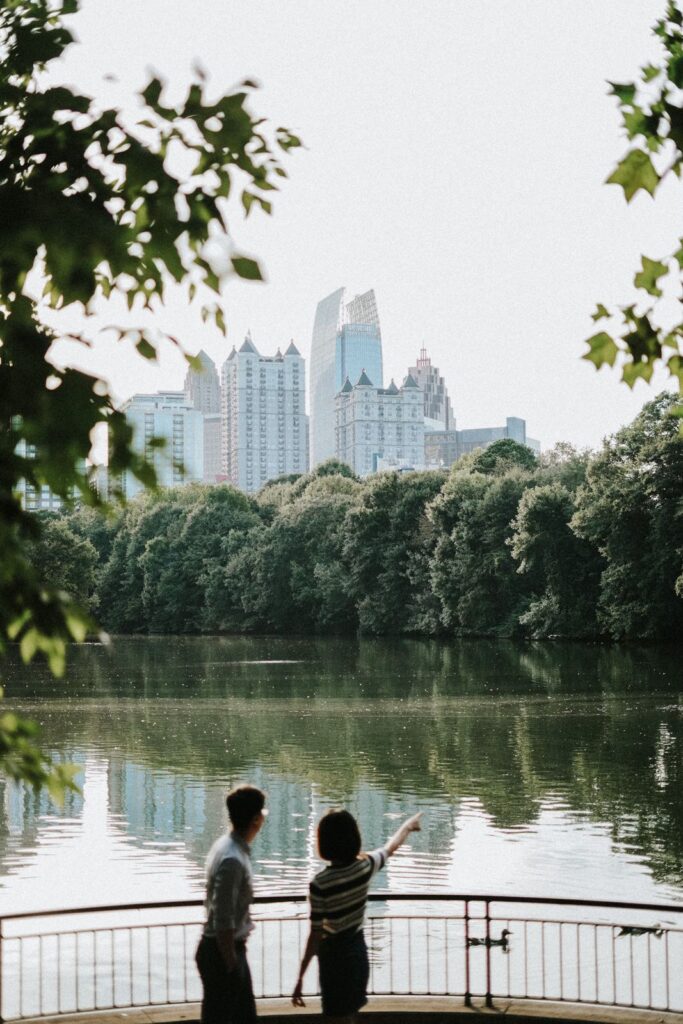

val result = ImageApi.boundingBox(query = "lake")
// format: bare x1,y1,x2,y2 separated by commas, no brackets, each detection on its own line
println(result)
0,636,681,915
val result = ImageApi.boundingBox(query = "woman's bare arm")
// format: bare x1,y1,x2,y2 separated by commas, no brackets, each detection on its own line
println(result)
384,812,422,856
292,926,322,1006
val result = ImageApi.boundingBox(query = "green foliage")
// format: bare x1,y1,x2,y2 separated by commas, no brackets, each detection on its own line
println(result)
98,488,201,633
141,486,260,633
343,472,445,635
585,2,683,411
470,438,538,475
572,393,683,639
0,0,299,793
307,458,358,481
27,516,99,609
510,483,602,638
430,468,535,635
34,398,683,643
605,148,659,201
206,474,361,634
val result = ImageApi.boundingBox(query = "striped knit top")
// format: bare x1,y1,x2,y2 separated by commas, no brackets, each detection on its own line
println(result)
309,848,388,935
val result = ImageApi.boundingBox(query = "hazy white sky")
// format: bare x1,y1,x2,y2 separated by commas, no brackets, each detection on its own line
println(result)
47,0,680,451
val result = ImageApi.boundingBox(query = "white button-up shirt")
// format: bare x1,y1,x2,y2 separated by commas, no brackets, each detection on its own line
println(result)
202,832,254,941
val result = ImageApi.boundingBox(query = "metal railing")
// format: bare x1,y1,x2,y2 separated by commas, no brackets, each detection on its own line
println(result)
1,893,681,1020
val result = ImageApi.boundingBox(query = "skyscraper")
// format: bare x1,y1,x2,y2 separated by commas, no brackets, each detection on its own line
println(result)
409,347,454,430
184,350,222,482
336,323,383,402
310,287,382,467
221,333,308,493
117,392,204,500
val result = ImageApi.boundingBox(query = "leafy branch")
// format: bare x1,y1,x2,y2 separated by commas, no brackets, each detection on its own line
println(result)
584,0,683,413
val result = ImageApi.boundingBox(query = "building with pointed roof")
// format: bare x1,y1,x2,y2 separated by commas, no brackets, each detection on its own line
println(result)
221,333,309,493
334,371,425,477
239,330,259,355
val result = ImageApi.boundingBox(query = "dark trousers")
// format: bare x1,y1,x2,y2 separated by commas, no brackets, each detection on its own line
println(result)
195,936,257,1024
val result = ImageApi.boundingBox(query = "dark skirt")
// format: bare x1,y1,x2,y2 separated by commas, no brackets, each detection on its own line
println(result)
318,928,369,1017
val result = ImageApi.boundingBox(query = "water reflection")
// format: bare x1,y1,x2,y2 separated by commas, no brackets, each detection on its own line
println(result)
0,637,681,912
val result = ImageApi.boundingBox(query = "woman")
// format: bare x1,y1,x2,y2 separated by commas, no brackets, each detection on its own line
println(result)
292,808,422,1021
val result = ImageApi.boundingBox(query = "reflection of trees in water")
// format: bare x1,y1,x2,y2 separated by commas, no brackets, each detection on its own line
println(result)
5,690,682,887
3,638,682,884
6,636,682,700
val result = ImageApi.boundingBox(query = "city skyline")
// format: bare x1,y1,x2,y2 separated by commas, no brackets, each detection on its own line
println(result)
97,336,537,488
44,2,677,459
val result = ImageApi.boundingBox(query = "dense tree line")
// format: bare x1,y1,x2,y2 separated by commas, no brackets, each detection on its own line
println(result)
38,394,683,642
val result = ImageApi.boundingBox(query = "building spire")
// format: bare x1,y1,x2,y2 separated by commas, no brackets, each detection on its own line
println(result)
417,346,430,368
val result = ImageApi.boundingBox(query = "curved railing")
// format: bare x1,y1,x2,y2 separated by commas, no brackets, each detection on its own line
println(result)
1,893,681,1021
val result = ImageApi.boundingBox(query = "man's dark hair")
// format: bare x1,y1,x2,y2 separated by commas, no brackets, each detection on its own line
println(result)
226,785,266,830
317,809,361,864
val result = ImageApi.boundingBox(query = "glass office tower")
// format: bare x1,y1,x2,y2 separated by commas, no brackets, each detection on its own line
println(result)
310,287,382,466
335,323,383,393
310,288,345,467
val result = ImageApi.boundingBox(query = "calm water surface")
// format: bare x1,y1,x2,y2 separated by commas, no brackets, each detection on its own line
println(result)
0,637,681,914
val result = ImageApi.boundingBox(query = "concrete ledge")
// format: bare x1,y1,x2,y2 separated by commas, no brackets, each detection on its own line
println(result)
18,997,682,1024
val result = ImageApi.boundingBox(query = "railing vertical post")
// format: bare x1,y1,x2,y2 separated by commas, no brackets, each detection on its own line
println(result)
484,900,493,1008
464,900,471,1007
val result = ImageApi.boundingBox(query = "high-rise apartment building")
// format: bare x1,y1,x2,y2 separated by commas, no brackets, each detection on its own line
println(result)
184,350,222,482
409,347,454,430
221,333,308,493
335,371,425,477
117,392,204,500
310,287,383,466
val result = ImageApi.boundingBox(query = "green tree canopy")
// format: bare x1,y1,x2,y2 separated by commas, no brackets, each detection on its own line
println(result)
470,438,538,475
572,392,683,639
510,483,602,638
45,397,683,644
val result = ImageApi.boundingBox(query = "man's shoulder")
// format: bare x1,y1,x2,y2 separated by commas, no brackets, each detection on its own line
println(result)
213,834,249,869
206,833,242,873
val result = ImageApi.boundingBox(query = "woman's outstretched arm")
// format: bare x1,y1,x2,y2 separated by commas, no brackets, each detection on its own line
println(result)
384,812,422,856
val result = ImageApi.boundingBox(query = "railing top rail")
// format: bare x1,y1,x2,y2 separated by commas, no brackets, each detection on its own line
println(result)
0,891,681,924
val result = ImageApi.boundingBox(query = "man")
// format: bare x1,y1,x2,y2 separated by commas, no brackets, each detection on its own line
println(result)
196,785,267,1023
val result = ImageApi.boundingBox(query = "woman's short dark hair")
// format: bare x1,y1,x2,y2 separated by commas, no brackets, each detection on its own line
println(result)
226,785,266,830
317,809,361,864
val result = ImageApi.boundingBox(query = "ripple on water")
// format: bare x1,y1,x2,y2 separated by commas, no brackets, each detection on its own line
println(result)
0,637,682,912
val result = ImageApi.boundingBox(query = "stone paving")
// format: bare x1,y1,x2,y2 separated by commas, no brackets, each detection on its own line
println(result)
17,998,683,1024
